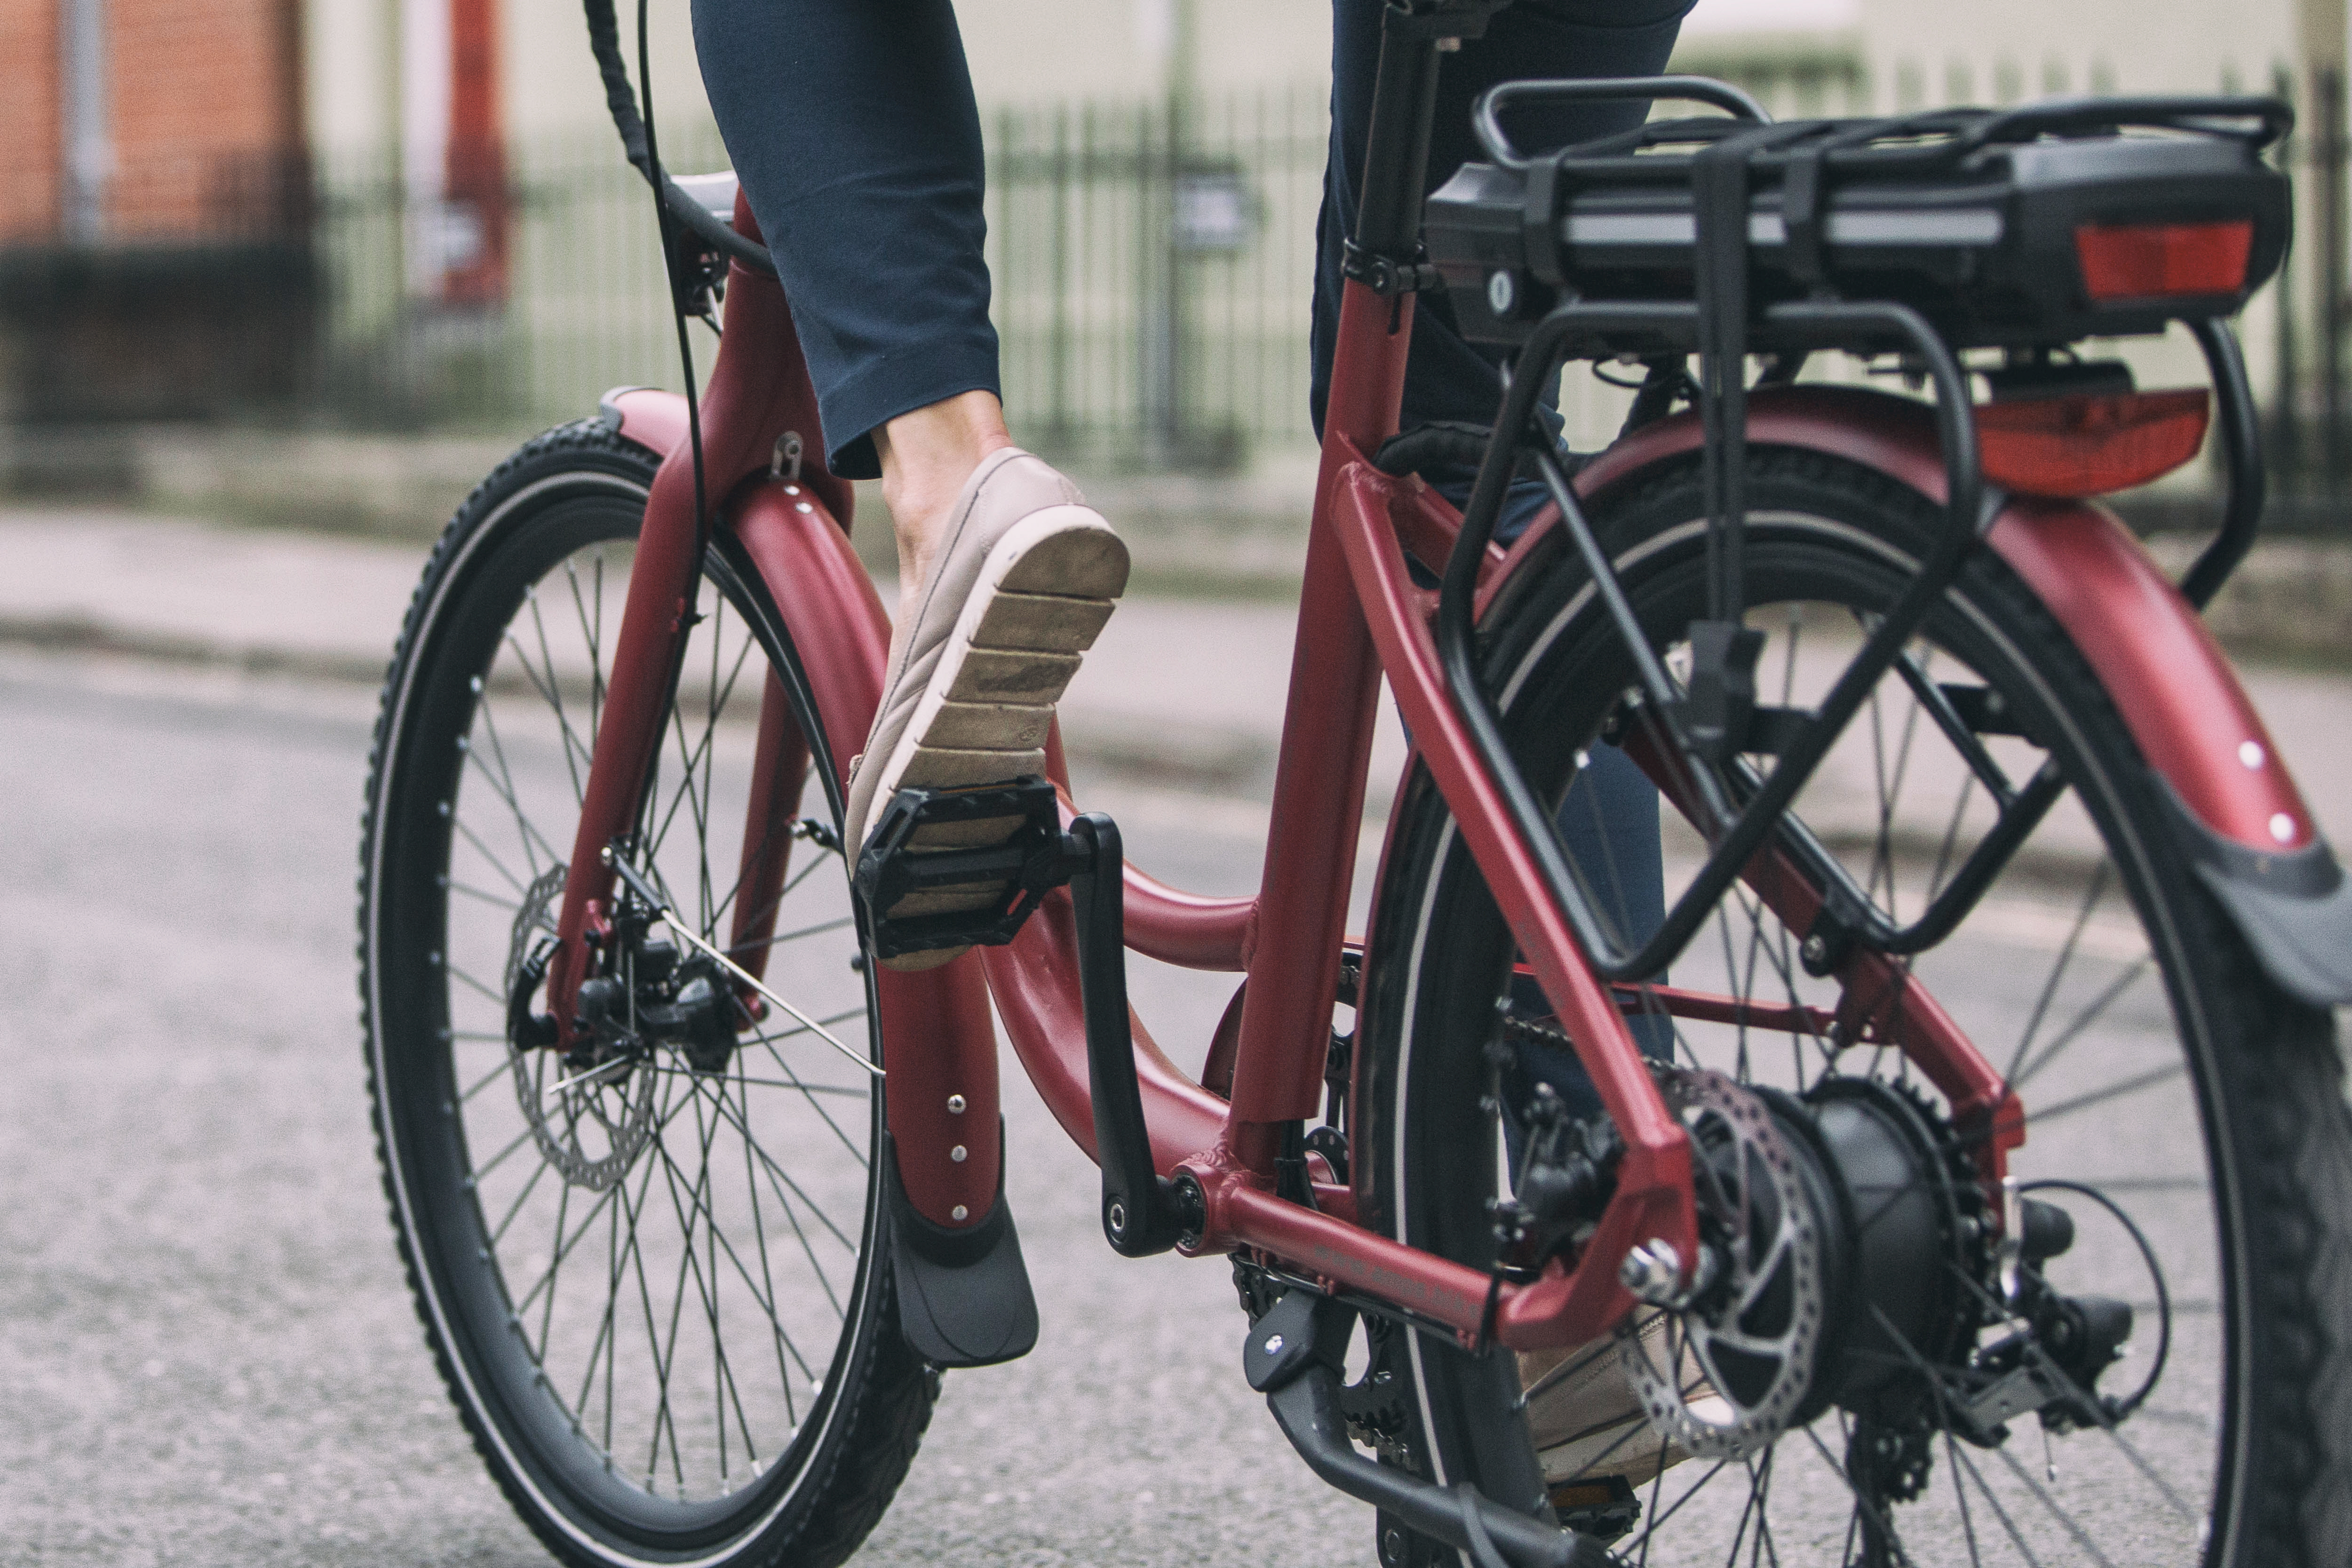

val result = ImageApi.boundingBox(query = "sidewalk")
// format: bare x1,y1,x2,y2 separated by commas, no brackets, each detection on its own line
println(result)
0,504,1397,832
0,503,2343,851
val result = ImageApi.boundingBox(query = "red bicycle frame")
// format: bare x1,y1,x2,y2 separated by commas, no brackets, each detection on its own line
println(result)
549,147,2322,1352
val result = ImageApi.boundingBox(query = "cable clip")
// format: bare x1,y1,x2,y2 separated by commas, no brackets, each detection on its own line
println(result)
770,431,804,485
1341,239,1443,297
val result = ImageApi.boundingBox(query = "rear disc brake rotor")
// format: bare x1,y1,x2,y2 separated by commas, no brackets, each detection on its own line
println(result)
1619,1066,1824,1460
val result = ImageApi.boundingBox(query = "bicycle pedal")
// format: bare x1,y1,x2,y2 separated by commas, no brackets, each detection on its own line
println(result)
853,776,1076,961
1547,1475,1639,1544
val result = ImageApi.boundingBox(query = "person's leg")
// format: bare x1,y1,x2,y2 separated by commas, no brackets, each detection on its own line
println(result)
693,0,1128,962
1312,0,1695,458
693,0,995,487
693,0,1016,610
872,390,1014,606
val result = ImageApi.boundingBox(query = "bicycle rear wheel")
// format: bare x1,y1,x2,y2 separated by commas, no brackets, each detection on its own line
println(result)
361,421,931,1568
1357,447,2352,1566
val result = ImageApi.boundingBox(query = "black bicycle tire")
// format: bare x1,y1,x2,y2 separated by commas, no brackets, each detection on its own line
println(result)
1356,446,2352,1566
359,418,936,1568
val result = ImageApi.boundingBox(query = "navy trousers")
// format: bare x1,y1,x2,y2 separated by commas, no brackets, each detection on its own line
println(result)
691,0,1688,1098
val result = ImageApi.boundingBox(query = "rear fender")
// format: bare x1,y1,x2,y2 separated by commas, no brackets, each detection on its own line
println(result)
1537,385,2352,1006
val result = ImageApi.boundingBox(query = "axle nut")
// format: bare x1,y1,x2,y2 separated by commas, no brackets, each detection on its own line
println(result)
1620,1238,1685,1305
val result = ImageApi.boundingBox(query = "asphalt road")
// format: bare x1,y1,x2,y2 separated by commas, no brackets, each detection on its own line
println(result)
0,642,2329,1567
0,645,1366,1568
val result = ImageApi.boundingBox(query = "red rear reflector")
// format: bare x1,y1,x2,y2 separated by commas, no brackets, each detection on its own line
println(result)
2074,220,2253,302
1976,389,2211,498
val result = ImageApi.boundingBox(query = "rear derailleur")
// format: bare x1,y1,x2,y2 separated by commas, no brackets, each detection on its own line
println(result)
1953,1194,2137,1441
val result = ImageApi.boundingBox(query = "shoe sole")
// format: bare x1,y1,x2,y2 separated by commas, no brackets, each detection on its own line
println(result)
1535,1392,1730,1486
866,507,1128,971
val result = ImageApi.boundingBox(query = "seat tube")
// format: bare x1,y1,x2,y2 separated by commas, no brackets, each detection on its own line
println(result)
1224,8,1450,1157
1224,285,1409,1148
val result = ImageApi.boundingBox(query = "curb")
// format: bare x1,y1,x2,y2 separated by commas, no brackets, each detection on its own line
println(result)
0,613,394,688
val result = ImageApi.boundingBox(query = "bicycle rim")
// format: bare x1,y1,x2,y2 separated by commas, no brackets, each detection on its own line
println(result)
362,432,910,1565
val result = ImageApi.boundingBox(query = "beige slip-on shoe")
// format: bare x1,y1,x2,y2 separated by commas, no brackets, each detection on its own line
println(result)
1520,1310,1731,1488
844,448,1128,970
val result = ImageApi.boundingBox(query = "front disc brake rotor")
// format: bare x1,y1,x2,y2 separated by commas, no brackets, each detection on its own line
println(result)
502,861,657,1191
1618,1066,1824,1460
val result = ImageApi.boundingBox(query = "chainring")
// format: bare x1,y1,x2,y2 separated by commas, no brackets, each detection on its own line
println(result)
503,862,658,1192
1618,1066,1825,1460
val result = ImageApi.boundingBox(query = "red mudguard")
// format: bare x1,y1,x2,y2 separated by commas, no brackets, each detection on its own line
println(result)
1556,385,2322,856
1547,385,2350,1004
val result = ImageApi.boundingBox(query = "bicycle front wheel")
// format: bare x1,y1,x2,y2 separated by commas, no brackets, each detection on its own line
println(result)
1357,448,2352,1566
361,421,931,1568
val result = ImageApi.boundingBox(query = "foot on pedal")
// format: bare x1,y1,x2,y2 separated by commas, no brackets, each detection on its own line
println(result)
844,449,1128,971
853,777,1072,965
1521,1312,1724,1487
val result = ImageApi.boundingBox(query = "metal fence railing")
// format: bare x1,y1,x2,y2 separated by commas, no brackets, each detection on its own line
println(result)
985,85,1327,469
311,128,725,429
294,56,2347,524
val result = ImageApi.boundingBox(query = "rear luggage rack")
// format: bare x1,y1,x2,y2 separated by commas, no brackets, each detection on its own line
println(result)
1415,78,2287,990
1427,88,2289,352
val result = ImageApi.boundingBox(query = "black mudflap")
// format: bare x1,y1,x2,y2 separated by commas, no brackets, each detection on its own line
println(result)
882,1128,1039,1368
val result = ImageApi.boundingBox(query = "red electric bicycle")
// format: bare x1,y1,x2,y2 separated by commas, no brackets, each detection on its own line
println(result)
361,3,2352,1564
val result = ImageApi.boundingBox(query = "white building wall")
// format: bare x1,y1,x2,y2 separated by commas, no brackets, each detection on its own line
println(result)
305,0,1335,156
308,0,2330,171
1857,0,2296,101
306,0,400,161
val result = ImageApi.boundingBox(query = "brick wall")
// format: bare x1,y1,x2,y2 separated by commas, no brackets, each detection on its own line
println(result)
0,0,304,245
0,0,62,239
109,0,306,238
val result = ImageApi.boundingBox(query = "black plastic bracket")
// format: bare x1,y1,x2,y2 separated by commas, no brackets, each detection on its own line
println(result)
882,1126,1039,1368
1343,238,1446,297
853,777,1069,962
1678,619,1767,764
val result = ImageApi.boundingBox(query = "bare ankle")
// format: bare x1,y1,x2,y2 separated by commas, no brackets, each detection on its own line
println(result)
874,390,1014,602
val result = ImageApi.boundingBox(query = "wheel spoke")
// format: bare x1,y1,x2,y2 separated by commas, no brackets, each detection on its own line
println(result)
1944,1439,2048,1568
2021,1061,2187,1131
1999,863,2113,1090
1992,1445,2121,1568
2008,958,2152,1093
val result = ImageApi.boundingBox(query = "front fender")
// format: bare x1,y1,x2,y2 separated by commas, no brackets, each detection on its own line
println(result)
1540,385,2352,1006
728,482,1014,1228
604,379,1017,1224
